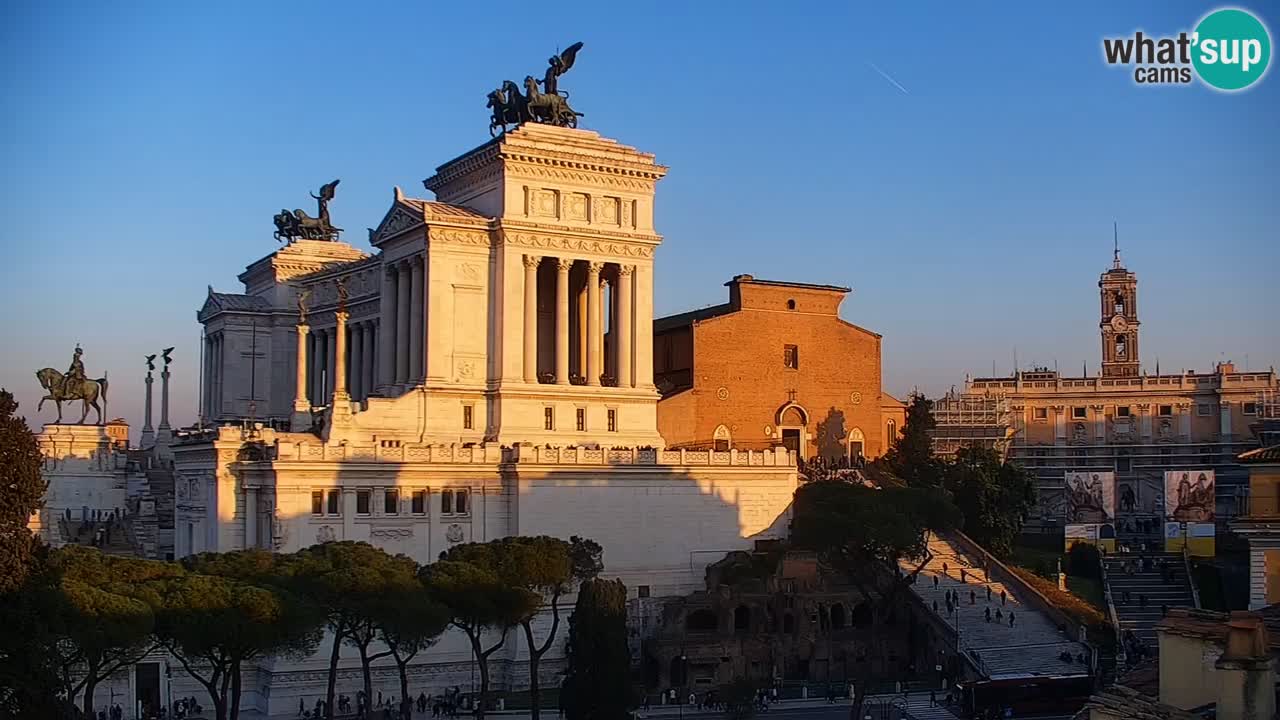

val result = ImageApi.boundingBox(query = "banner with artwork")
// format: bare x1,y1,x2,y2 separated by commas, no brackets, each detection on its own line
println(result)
1065,522,1116,552
1163,470,1216,556
1065,471,1115,523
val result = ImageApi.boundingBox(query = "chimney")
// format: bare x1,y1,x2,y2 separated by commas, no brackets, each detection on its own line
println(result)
1214,611,1275,720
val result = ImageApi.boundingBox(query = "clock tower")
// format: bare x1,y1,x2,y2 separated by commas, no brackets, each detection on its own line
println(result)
1099,235,1140,377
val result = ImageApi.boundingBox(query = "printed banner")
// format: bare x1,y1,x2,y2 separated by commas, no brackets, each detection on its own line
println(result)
1164,470,1215,522
1065,471,1115,522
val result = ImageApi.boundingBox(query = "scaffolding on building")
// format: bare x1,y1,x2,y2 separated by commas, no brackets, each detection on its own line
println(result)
929,389,1015,458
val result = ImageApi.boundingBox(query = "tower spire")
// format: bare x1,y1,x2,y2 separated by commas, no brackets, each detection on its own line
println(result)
1113,221,1122,269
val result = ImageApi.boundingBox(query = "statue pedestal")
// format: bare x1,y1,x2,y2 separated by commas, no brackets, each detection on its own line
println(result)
290,400,313,433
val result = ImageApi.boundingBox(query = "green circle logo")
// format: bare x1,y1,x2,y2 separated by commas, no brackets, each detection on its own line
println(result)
1192,8,1272,91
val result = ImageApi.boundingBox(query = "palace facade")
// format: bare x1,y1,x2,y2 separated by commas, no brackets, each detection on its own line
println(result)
166,124,800,716
931,253,1278,526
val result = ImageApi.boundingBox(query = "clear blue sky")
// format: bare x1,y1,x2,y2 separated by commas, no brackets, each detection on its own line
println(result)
1,1,1276,433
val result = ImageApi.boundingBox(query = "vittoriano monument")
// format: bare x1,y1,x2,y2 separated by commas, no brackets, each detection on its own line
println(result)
35,345,110,425
273,179,342,242
487,42,585,136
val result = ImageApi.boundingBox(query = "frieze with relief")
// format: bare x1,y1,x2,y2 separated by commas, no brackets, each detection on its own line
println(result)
503,232,654,259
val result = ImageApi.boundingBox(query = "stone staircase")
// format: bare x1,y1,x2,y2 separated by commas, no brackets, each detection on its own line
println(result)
900,535,1092,680
1103,552,1195,652
57,518,136,557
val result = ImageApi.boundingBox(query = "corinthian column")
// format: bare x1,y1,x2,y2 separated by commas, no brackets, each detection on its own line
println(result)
395,262,411,385
409,256,424,382
363,321,376,398
349,323,363,400
586,261,603,386
378,267,397,392
555,258,572,385
617,265,634,388
292,323,311,429
334,311,349,400
523,255,540,382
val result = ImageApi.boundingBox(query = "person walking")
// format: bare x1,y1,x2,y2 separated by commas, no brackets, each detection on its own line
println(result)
1009,612,1016,628
1000,589,1007,606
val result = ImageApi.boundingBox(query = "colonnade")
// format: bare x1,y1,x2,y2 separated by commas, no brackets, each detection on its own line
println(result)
202,333,225,422
378,255,426,390
303,319,379,406
523,254,636,388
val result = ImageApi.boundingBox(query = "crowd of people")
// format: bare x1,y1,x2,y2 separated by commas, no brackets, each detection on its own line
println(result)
297,687,468,719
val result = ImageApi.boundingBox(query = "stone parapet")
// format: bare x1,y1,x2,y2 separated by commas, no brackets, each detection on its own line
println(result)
268,440,795,467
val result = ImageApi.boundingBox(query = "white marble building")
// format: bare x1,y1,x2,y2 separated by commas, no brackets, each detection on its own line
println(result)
165,124,800,717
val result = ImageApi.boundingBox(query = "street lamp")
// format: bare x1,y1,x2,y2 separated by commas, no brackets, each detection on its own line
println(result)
678,654,687,720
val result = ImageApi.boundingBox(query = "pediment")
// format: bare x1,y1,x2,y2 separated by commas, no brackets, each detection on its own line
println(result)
369,190,425,247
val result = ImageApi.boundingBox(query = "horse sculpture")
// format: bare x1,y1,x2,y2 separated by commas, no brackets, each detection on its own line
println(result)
523,75,580,128
35,368,109,425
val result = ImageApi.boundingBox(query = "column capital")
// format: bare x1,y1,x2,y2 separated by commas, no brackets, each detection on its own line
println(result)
587,261,605,274
556,257,574,272
617,264,635,277
297,323,310,334
523,254,542,269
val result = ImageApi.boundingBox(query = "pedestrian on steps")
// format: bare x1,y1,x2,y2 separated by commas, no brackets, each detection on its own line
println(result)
1000,589,1007,606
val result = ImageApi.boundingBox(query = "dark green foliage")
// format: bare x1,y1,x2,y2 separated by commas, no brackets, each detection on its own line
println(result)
0,389,45,594
1065,543,1101,580
562,578,631,720
791,481,959,570
0,546,76,720
879,394,942,488
942,446,1037,559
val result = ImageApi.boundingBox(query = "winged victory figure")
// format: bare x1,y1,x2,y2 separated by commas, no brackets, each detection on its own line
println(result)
542,42,583,97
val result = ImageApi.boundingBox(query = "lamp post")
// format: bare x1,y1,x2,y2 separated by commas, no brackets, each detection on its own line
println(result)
678,654,687,720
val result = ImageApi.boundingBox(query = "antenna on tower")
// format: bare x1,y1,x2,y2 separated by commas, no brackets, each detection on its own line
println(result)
1113,221,1122,269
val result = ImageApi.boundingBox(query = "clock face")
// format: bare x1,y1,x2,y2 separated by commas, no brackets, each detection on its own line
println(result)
1110,314,1127,331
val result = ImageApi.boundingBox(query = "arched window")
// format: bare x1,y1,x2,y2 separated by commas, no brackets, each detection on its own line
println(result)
782,613,795,634
733,605,750,633
1114,291,1125,315
830,603,846,630
1115,334,1127,358
686,609,717,633
713,424,732,452
786,299,797,311
886,419,896,444
781,407,806,426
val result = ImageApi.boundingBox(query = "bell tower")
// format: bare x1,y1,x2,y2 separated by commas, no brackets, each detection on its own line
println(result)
1099,226,1140,377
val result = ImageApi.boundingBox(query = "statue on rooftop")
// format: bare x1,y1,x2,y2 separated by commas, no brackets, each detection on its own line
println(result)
35,345,109,424
487,43,584,136
274,179,342,242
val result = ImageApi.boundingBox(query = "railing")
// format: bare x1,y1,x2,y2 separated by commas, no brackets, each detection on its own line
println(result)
271,439,795,467
1182,544,1202,610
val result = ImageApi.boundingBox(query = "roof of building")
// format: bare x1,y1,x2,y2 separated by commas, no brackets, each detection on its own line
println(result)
204,291,272,313
1158,607,1280,654
1072,685,1197,720
653,303,733,333
725,274,851,293
1239,445,1280,464
400,197,490,222
1116,658,1160,697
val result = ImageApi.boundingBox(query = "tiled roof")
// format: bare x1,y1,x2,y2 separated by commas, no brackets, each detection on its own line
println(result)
401,198,490,222
653,303,733,333
1075,686,1196,720
208,292,271,312
1239,445,1280,464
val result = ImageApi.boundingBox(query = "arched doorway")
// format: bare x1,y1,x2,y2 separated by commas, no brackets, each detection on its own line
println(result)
713,424,732,452
776,401,809,458
847,427,865,463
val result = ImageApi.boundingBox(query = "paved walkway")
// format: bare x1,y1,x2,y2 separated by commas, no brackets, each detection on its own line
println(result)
899,535,1091,678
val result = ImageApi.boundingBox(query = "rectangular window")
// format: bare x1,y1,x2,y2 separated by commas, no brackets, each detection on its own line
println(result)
1243,402,1258,416
462,405,473,430
1117,453,1131,472
356,490,371,515
1159,404,1174,417
638,585,651,599
384,489,399,515
576,408,586,432
783,344,799,369
442,490,453,515
1197,404,1212,416
326,490,340,515
455,489,468,514
544,407,555,431
1116,406,1131,417
1072,407,1088,419
1033,407,1048,420
312,491,324,515
607,408,617,432
411,490,426,515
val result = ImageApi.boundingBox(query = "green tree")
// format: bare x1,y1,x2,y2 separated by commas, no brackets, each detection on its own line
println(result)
423,553,539,719
47,546,179,719
0,389,46,594
878,393,942,488
374,581,449,719
941,446,1037,559
285,541,402,720
157,550,322,720
0,546,75,720
790,480,958,716
333,546,422,712
561,578,630,720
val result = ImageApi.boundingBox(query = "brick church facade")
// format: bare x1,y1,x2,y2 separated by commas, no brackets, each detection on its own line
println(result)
654,275,903,460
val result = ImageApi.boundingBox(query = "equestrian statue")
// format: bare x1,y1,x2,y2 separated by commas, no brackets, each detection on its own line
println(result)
488,42,584,136
274,179,342,242
35,345,110,425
